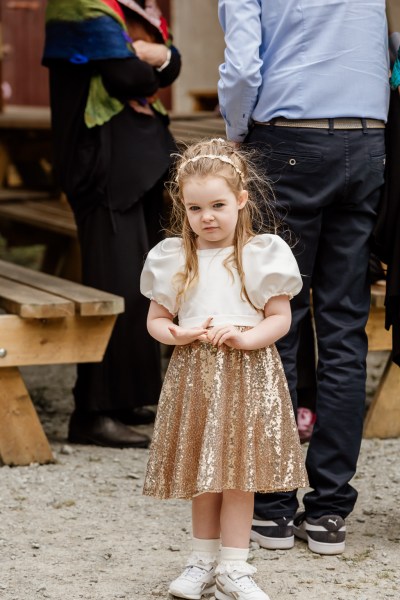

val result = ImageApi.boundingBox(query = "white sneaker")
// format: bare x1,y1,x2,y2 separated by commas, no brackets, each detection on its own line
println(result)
169,564,216,599
216,572,270,600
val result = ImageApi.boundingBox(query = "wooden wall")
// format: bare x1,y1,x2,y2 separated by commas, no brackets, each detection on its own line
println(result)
0,0,172,109
1,0,49,106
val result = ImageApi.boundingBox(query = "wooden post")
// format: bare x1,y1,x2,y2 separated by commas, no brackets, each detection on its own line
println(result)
364,285,400,438
0,367,54,466
364,356,400,438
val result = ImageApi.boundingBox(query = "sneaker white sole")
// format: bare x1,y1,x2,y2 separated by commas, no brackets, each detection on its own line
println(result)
293,524,345,555
168,583,216,599
250,528,294,549
216,587,271,600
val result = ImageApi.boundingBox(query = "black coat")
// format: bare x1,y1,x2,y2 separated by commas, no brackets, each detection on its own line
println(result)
374,90,400,365
47,52,180,221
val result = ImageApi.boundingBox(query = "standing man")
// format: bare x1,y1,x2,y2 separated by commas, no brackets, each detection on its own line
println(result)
218,0,389,555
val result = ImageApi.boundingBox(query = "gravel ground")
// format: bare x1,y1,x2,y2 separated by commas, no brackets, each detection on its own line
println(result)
1,362,400,600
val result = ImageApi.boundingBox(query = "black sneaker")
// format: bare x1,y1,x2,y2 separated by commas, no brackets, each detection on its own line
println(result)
293,512,346,555
250,516,294,549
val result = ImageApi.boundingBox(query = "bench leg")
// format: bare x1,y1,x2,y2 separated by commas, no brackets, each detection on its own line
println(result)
0,367,54,466
364,354,400,439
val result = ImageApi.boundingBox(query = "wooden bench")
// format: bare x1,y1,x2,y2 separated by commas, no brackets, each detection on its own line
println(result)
0,259,124,466
0,194,80,280
364,284,400,438
0,194,76,236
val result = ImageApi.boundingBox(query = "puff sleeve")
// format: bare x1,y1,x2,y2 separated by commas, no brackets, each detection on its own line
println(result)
140,237,184,316
242,234,303,310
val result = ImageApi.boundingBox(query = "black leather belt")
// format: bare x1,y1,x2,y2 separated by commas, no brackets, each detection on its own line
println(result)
254,118,385,130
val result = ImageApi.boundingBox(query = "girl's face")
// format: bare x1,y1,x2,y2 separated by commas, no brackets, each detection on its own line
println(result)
182,175,248,250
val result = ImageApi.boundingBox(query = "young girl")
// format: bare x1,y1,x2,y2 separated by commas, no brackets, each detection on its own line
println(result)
140,139,308,600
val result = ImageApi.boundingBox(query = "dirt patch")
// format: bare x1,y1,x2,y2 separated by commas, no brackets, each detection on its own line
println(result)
0,363,399,600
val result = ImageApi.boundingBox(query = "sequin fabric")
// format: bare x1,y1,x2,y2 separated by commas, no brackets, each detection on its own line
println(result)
143,334,308,500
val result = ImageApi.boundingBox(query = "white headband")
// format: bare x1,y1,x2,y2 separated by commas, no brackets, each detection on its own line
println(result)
178,154,245,182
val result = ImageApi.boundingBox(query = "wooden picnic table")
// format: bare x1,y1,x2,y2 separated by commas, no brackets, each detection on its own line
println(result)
0,259,124,466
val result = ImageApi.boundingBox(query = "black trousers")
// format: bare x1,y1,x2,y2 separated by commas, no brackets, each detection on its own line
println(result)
247,124,385,518
72,182,164,414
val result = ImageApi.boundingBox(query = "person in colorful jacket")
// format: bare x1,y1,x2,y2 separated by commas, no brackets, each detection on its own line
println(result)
43,0,181,448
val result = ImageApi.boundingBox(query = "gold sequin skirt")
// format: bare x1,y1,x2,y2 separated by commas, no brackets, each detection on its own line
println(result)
143,339,308,500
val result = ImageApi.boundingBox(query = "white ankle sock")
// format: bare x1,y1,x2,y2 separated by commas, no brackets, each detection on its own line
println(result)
220,547,249,562
217,546,255,576
187,537,220,567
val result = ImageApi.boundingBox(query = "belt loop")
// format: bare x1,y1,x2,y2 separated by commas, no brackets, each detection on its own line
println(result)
361,118,368,134
328,119,334,135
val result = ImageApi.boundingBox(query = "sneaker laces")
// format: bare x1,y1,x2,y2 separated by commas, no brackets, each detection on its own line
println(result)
232,574,263,592
181,565,212,582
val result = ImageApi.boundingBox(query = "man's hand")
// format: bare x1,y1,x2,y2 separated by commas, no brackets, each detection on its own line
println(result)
132,40,169,68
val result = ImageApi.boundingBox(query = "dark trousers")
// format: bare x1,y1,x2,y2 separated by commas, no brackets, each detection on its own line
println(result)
247,124,385,518
72,183,164,414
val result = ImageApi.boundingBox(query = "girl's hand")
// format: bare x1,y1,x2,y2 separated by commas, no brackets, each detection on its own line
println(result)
132,40,169,67
207,324,245,349
168,317,213,345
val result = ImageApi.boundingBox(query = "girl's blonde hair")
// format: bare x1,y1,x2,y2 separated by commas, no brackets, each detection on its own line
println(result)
166,138,281,308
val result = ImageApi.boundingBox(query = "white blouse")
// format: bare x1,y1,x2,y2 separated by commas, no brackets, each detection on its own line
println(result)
140,234,302,328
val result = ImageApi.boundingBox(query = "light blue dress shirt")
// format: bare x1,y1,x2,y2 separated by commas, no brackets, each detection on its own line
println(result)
218,0,390,141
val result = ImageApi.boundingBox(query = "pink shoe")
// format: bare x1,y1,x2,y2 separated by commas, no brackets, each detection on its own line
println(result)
297,407,316,443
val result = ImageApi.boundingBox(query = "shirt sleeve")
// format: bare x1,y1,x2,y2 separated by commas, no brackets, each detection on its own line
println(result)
218,0,264,141
140,237,184,316
242,234,303,309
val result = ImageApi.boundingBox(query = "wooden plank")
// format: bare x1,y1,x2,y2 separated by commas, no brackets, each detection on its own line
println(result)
0,260,124,316
0,367,54,466
0,313,117,366
0,105,51,129
364,356,400,438
366,306,392,351
0,275,74,318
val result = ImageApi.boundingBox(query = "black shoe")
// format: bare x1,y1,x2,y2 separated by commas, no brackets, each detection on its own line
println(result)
68,412,149,448
250,515,294,549
115,407,156,426
293,512,346,555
